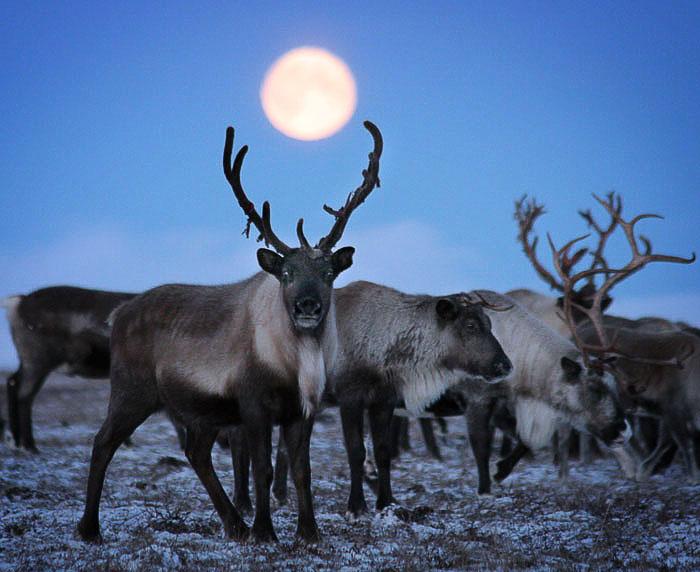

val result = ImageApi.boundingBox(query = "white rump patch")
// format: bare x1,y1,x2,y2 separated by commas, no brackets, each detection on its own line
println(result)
297,336,326,418
401,368,462,415
514,398,561,449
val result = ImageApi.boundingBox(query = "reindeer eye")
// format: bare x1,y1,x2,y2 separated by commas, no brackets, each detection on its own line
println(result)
465,320,477,331
326,269,334,279
281,269,292,282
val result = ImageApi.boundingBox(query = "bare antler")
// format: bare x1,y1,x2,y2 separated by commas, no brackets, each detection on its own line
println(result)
463,291,514,312
316,121,383,252
578,191,622,284
548,193,696,368
222,126,293,255
514,195,587,292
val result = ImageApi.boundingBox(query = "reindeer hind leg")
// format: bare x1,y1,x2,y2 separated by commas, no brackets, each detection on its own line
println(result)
77,391,157,542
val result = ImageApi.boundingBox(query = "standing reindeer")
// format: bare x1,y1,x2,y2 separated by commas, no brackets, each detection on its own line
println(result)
232,282,513,518
1,287,136,451
77,121,382,543
499,193,695,482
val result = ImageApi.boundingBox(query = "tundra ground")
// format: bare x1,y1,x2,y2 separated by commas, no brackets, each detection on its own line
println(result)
1,372,698,571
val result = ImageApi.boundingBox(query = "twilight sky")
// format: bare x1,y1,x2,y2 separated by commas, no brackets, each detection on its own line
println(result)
1,1,699,367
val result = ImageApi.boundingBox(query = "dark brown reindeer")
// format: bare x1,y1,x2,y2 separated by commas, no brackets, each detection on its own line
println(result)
232,283,513,519
77,121,382,544
2,287,136,451
498,193,695,482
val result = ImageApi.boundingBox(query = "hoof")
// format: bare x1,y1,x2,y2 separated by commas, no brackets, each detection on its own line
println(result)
251,524,278,543
224,523,249,541
76,520,103,544
295,526,321,545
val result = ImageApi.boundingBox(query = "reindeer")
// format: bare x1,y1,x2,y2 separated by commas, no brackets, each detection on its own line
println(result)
454,290,632,495
1,287,135,451
231,282,513,519
501,193,695,482
77,121,382,544
577,320,700,481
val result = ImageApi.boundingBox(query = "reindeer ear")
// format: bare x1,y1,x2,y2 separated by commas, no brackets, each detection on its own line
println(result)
257,248,284,278
436,298,459,321
561,356,582,383
331,246,355,275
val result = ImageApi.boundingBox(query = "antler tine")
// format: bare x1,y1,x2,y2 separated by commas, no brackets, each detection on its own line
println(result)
296,218,311,249
316,121,383,252
514,195,564,292
466,290,514,312
579,192,621,283
261,202,292,255
223,126,292,254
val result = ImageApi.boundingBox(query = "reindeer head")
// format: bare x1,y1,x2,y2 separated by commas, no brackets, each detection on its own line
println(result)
556,354,631,446
434,292,513,383
223,122,382,333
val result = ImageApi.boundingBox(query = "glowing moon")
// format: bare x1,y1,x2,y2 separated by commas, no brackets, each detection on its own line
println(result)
260,47,357,141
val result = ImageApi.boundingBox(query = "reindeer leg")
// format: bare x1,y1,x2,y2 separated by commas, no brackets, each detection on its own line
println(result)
272,428,289,505
466,400,495,495
556,425,571,481
368,402,397,511
77,396,156,542
6,366,21,447
389,416,409,459
282,416,319,543
420,418,442,460
637,421,674,481
244,411,276,542
494,440,530,483
9,361,54,452
228,426,253,516
340,401,368,519
183,425,249,540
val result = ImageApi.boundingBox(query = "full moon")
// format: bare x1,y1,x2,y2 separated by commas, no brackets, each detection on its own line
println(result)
260,47,357,141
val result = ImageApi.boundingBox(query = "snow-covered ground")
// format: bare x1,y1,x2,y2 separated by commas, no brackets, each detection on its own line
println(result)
1,372,699,571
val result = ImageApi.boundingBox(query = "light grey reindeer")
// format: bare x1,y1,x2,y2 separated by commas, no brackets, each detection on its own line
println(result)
1,287,136,451
77,121,382,544
460,290,632,495
233,281,513,519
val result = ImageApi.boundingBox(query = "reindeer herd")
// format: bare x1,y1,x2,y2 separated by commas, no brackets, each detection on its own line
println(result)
1,122,697,545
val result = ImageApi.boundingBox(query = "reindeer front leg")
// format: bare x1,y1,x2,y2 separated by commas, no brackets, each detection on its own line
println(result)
368,402,397,511
340,401,368,518
282,415,319,542
243,408,276,542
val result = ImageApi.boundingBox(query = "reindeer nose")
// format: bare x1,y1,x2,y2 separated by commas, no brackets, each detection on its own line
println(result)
295,297,322,317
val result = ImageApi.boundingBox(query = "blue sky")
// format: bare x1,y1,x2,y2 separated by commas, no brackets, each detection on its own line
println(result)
1,1,699,367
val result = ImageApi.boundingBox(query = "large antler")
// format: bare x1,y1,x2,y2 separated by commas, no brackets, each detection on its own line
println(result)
222,126,293,255
577,191,621,284
316,121,383,252
514,195,587,292
548,194,695,368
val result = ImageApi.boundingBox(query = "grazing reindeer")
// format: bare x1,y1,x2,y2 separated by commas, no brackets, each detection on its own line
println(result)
456,290,632,495
77,121,382,543
499,193,695,482
236,283,513,518
577,320,700,481
1,287,135,451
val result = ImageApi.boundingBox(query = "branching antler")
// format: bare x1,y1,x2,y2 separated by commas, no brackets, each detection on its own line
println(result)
222,126,293,255
578,191,621,284
316,121,383,252
514,195,588,292
547,194,695,368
